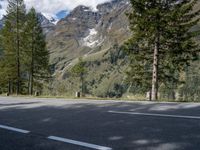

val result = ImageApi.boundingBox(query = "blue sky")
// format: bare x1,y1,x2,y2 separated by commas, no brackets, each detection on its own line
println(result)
0,0,112,20
56,10,69,19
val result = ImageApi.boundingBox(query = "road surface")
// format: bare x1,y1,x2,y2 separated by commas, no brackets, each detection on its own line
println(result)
0,96,200,150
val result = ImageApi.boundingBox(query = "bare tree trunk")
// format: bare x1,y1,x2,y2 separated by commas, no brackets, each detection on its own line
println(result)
80,74,84,97
151,36,159,101
10,81,13,94
29,30,34,95
16,1,20,95
8,80,11,94
28,73,30,94
29,73,33,95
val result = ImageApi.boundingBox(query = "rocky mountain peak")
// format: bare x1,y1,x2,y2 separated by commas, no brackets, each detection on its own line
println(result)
37,13,55,34
58,5,101,29
46,0,132,74
38,13,55,26
97,0,130,14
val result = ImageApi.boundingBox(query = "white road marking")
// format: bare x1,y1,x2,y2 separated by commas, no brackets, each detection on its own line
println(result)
108,110,200,120
0,123,112,150
48,136,112,150
0,124,30,134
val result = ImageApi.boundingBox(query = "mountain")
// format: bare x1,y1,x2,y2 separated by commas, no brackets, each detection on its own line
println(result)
45,0,200,97
47,0,131,75
40,13,58,24
37,13,56,34
44,0,133,96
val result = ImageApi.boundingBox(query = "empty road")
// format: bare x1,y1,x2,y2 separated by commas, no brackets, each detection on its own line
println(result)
0,96,200,150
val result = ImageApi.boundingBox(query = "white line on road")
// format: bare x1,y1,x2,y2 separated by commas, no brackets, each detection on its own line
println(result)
48,136,112,150
0,124,30,134
108,110,200,120
0,124,112,150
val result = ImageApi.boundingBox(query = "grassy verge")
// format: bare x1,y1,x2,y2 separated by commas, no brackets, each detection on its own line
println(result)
0,93,199,103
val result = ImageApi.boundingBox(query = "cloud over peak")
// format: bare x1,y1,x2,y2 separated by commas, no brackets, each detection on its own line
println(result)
0,0,112,19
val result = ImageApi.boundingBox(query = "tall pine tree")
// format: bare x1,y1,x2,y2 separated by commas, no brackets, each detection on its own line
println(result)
0,2,49,95
125,0,200,100
24,8,49,95
2,0,26,95
0,15,18,94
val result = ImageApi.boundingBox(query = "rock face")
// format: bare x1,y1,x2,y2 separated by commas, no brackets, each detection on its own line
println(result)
47,0,131,75
37,13,55,34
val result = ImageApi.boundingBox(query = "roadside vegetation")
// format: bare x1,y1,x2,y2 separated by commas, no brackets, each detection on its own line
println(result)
0,0,49,95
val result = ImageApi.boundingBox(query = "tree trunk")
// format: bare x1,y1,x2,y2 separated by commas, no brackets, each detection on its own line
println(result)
8,80,11,94
29,73,33,95
16,1,20,95
29,31,34,95
151,36,160,101
80,74,84,97
28,73,30,94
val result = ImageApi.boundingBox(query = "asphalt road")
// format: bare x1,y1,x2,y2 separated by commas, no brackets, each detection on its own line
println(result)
0,96,200,150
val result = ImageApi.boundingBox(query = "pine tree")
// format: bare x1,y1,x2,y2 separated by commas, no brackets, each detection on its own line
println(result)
125,0,200,100
0,17,18,94
2,0,26,95
0,4,49,95
24,8,49,95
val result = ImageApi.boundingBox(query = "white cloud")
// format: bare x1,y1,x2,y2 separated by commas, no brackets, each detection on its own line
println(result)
0,0,112,19
0,0,8,19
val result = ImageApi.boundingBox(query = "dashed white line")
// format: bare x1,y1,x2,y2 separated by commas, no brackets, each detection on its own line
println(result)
0,124,112,150
0,124,30,134
108,110,200,120
48,136,112,150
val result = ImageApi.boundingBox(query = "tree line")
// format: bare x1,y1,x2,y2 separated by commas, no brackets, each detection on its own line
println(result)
0,0,49,95
125,0,200,100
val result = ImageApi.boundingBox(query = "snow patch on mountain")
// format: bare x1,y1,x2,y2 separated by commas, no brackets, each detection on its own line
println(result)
71,17,77,21
82,28,103,48
42,13,58,25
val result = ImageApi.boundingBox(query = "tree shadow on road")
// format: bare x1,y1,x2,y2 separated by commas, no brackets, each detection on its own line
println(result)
0,101,200,150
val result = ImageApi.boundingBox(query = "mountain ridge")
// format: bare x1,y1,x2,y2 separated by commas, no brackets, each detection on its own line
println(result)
47,0,131,77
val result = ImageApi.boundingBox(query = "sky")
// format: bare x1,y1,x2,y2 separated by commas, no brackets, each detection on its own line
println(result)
0,0,112,20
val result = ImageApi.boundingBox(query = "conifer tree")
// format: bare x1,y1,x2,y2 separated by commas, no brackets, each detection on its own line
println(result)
24,8,49,95
125,0,200,100
2,0,26,95
0,17,18,94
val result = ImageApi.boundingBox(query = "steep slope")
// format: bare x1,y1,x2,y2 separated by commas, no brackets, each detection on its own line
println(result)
47,0,131,77
37,13,55,34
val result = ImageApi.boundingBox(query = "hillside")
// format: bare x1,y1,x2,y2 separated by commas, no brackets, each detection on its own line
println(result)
46,0,131,76
43,0,200,98
43,0,133,97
